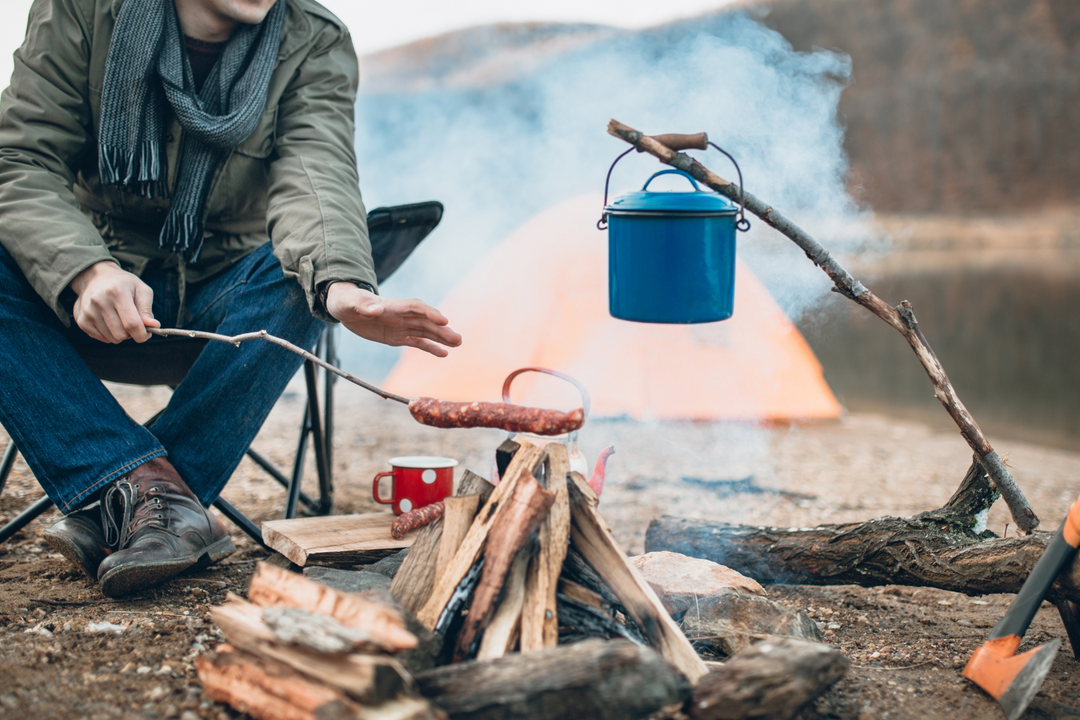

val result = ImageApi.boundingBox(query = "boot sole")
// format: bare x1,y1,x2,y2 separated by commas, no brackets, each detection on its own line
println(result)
42,529,102,580
98,536,237,598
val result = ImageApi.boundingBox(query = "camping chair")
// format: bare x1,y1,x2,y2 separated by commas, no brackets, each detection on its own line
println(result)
0,201,444,547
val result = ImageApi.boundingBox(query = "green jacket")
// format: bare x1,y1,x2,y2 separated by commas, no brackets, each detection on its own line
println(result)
0,0,375,325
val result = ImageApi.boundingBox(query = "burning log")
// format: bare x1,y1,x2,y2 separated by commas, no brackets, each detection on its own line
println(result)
606,119,1039,536
453,471,555,661
391,471,493,615
414,639,691,720
688,638,849,720
567,471,709,682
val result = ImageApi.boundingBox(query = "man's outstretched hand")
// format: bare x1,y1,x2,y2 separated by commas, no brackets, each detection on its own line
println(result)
325,282,462,357
70,260,159,344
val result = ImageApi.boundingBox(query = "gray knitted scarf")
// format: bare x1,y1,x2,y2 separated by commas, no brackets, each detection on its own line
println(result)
98,0,286,263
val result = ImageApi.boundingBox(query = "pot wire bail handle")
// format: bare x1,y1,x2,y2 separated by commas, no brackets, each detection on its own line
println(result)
597,133,751,232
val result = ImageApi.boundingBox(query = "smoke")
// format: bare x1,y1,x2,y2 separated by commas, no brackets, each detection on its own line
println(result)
345,10,878,375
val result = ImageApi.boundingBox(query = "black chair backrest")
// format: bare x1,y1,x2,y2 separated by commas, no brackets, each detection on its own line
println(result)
76,201,444,386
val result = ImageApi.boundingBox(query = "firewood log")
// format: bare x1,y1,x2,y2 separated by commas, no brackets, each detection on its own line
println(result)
415,639,691,720
392,471,493,615
688,637,849,720
247,563,416,652
566,472,708,682
475,544,530,660
417,442,544,630
212,599,411,704
521,444,571,651
453,472,555,661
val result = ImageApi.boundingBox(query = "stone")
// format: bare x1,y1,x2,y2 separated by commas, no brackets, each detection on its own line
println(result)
679,591,822,657
365,548,410,578
303,566,392,594
629,551,765,616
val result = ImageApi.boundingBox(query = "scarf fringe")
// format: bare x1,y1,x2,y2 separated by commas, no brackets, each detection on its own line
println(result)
99,140,165,198
160,211,204,264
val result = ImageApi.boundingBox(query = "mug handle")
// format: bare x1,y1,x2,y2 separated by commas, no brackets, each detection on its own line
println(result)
372,470,396,505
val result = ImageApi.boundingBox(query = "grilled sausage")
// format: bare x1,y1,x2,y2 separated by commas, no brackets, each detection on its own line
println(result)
391,501,446,539
408,397,585,435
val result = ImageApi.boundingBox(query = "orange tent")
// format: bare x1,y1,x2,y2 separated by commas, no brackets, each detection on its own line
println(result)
384,194,842,421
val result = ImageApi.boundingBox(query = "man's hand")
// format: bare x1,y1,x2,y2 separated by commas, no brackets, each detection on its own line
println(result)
69,261,159,344
325,282,462,357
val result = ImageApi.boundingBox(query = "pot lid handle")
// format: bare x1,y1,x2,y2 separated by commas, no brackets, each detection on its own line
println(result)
641,169,702,192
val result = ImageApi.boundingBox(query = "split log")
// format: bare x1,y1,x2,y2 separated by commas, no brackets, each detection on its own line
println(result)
645,515,1080,604
557,577,610,613
606,119,1039,535
417,442,544,630
454,472,555,661
521,443,572,652
415,639,691,720
567,472,708,682
212,598,411,704
392,471,492,614
196,644,363,720
475,544,530,660
197,645,446,720
434,494,483,589
688,638,849,720
247,562,417,652
262,512,414,567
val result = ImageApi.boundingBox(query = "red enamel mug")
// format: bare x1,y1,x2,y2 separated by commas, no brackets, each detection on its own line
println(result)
372,456,457,515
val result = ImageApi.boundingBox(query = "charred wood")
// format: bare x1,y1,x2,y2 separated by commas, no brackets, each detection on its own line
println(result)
556,593,643,645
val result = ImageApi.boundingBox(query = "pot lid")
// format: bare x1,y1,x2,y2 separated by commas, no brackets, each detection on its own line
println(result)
604,170,738,216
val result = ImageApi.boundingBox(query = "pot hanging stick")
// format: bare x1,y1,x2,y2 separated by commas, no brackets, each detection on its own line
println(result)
604,120,1039,534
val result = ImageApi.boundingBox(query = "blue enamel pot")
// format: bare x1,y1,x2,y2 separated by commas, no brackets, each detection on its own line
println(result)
605,170,740,324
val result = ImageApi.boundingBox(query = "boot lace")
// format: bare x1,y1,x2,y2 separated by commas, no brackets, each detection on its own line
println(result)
101,481,168,548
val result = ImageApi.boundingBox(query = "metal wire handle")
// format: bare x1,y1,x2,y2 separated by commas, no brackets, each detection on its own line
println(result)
597,139,751,232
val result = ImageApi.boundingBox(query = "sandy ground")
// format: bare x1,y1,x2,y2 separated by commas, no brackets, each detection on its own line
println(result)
1,377,1079,719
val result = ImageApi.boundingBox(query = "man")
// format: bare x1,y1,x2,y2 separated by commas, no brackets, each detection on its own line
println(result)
0,0,461,597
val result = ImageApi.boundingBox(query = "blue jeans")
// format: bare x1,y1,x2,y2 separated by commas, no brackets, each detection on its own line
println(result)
0,242,324,513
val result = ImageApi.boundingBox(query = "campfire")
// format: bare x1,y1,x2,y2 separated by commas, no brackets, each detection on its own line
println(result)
194,438,849,720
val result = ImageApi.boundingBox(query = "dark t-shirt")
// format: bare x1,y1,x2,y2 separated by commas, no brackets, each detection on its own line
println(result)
184,36,226,93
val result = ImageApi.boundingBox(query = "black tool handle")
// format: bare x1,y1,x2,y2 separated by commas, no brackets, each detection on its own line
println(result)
990,521,1079,640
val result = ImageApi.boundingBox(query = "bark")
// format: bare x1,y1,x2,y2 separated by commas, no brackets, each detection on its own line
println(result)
606,119,1039,535
415,639,690,720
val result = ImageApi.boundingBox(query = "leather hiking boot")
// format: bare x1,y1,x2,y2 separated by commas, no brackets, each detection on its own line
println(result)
42,505,111,579
97,457,235,598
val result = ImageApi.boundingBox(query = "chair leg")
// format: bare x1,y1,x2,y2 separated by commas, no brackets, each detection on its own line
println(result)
0,495,54,544
212,497,267,548
0,441,17,496
321,325,336,504
245,447,319,513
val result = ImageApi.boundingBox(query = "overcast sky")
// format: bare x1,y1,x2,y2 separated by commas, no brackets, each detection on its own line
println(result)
1,0,732,93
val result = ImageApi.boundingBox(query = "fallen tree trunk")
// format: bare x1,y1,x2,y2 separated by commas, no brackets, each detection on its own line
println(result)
414,639,690,720
646,516,1080,603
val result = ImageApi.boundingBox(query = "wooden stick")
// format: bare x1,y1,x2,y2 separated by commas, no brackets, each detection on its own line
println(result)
392,472,492,615
605,119,1040,535
416,443,544,630
520,444,572,651
566,472,708,682
454,473,555,661
147,327,409,404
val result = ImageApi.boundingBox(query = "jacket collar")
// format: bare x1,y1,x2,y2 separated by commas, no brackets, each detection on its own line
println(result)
109,0,308,62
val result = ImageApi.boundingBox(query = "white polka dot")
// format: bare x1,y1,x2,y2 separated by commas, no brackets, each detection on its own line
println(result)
422,469,437,484
399,498,413,513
